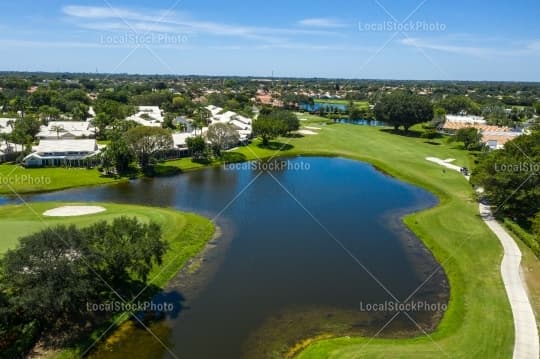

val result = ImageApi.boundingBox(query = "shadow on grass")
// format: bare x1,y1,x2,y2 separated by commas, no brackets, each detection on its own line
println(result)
380,128,424,138
222,152,247,164
284,133,304,139
424,141,441,146
150,165,181,177
257,141,294,151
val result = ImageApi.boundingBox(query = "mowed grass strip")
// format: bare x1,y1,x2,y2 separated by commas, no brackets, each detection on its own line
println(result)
0,164,126,195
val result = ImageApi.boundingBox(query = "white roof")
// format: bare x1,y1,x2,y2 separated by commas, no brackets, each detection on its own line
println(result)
445,115,486,124
46,121,91,131
0,118,17,134
230,119,252,131
34,139,98,154
206,105,223,116
172,132,196,148
127,106,164,127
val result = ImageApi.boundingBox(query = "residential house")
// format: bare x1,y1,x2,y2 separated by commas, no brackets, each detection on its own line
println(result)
37,121,96,140
22,139,101,167
205,105,253,142
127,106,165,127
439,115,523,150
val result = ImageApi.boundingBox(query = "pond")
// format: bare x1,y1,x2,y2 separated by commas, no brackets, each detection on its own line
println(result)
0,157,448,359
299,102,348,112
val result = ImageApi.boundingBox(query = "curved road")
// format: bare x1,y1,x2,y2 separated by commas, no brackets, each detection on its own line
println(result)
426,157,539,359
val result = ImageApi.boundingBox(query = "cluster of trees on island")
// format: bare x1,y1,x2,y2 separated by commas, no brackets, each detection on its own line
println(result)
0,218,167,357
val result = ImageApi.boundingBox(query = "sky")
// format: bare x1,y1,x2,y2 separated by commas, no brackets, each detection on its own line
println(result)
0,0,539,81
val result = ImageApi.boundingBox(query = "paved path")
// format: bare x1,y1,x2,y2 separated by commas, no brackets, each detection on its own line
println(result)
426,157,539,359
480,204,540,359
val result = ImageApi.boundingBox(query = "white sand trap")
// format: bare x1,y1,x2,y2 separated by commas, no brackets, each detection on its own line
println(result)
305,126,322,130
297,129,318,135
43,206,106,217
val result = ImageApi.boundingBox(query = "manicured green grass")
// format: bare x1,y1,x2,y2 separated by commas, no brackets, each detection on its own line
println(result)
0,202,215,357
0,164,127,195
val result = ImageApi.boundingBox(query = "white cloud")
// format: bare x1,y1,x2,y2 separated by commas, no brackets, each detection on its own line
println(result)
401,37,540,58
400,38,489,56
298,18,347,28
62,5,342,44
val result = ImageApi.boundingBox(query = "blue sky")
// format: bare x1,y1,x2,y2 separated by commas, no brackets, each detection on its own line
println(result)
1,0,539,81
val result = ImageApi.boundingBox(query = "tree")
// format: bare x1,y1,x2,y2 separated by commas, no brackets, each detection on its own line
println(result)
186,136,208,161
93,113,112,139
102,138,134,174
455,127,483,150
532,212,540,239
272,110,299,135
39,105,61,123
374,92,433,131
1,225,100,324
11,117,40,145
439,95,481,115
0,218,167,330
71,103,89,121
83,217,167,284
471,131,540,223
50,124,65,140
533,102,540,116
253,116,287,146
124,127,173,172
206,123,239,156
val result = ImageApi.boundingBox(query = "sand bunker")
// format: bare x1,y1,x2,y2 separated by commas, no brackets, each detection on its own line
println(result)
43,206,106,217
297,129,318,135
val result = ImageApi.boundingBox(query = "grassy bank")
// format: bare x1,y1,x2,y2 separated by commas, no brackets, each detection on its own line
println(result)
0,202,215,357
0,164,127,195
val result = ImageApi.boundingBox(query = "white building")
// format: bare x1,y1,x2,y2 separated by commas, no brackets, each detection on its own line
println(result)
127,106,164,127
204,105,253,142
22,139,101,167
445,115,486,124
0,118,17,134
37,121,96,140
172,132,195,150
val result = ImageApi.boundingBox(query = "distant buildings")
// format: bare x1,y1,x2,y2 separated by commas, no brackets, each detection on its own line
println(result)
127,106,164,127
205,105,253,142
439,115,523,150
255,90,283,107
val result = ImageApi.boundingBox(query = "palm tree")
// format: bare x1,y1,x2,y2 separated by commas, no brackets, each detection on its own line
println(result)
0,133,10,148
50,125,65,139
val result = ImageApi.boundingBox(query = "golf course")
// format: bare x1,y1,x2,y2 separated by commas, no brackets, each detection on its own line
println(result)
0,115,525,358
